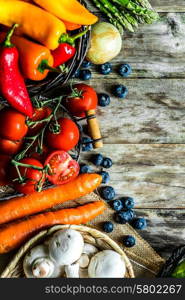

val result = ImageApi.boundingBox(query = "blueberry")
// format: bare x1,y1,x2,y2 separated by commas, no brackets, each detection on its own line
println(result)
82,137,93,152
118,64,132,77
133,218,147,230
79,69,92,81
123,235,136,248
102,157,113,169
82,60,92,68
98,93,111,107
121,197,135,209
80,164,92,174
100,186,116,201
98,171,110,184
99,62,112,75
113,85,128,99
103,221,114,233
112,199,123,212
91,154,104,166
115,210,135,224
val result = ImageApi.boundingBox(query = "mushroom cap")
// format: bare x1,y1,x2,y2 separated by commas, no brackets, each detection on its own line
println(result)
48,229,84,266
23,244,62,278
88,250,126,278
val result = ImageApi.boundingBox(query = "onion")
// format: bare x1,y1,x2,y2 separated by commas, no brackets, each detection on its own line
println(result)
86,22,122,65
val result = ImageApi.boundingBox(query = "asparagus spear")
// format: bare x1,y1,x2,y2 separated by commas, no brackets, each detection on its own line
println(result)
99,0,135,32
91,0,124,33
111,0,158,19
135,0,153,9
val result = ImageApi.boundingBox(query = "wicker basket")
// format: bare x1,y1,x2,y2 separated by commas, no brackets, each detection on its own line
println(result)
1,225,134,278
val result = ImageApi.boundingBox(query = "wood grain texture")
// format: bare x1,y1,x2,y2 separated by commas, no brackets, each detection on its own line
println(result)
81,144,185,208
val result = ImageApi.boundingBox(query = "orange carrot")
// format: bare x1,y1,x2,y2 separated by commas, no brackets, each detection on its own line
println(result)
0,201,106,253
0,174,102,225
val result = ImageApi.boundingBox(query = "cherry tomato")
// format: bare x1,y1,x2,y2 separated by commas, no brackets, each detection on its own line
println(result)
0,108,28,141
46,118,80,151
28,106,52,136
64,84,98,117
11,158,45,194
0,137,23,155
44,151,79,185
27,142,50,163
0,154,11,186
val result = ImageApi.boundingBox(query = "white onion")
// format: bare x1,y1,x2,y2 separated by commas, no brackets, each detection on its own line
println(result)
86,22,122,65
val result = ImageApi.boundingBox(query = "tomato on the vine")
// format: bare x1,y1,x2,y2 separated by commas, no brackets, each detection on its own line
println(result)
28,106,52,136
64,84,98,117
0,137,23,155
0,108,28,141
11,158,45,194
44,151,79,185
0,154,11,186
46,118,80,151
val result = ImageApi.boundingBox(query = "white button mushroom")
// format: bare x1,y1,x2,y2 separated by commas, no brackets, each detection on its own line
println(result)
32,258,55,278
23,245,62,278
88,250,126,278
65,262,80,278
48,229,84,266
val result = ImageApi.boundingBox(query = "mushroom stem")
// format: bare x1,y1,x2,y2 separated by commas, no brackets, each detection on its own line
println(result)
65,263,80,278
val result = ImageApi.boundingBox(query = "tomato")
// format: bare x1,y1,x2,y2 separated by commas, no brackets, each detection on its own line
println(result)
27,142,50,163
44,151,79,185
0,108,28,141
46,118,80,151
64,84,98,117
11,158,45,194
28,106,52,136
0,137,23,155
0,154,11,186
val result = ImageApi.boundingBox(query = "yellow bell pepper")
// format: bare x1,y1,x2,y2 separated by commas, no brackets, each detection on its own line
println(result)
33,0,98,25
0,0,66,50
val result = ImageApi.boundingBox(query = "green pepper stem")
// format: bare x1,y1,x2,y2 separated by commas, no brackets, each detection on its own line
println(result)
59,26,90,45
3,24,19,48
38,59,62,74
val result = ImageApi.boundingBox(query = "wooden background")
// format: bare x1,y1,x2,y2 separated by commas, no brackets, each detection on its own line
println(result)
83,0,185,260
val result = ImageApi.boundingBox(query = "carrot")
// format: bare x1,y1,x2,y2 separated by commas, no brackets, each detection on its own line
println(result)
0,174,102,225
0,201,106,253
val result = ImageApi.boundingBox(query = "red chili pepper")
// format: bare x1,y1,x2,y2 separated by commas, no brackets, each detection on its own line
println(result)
0,24,33,118
51,27,89,67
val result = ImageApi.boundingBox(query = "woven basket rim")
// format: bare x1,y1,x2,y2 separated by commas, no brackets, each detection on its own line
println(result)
1,224,135,278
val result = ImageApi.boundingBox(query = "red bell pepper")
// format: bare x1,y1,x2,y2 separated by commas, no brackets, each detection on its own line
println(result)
0,24,33,118
51,27,89,67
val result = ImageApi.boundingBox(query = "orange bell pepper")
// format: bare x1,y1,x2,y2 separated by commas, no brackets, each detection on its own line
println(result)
0,1,66,50
33,0,98,25
0,33,54,81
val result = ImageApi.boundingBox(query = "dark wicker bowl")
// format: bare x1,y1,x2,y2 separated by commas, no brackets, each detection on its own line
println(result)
26,0,91,97
158,245,185,278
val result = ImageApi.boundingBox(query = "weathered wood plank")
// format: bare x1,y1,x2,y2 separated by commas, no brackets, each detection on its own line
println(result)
80,78,185,144
81,144,185,208
89,13,185,79
135,209,185,259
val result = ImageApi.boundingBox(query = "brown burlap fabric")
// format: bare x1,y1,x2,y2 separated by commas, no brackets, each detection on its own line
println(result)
0,188,165,277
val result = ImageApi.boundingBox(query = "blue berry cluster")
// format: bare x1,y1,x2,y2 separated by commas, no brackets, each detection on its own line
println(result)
74,59,92,81
81,137,93,152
